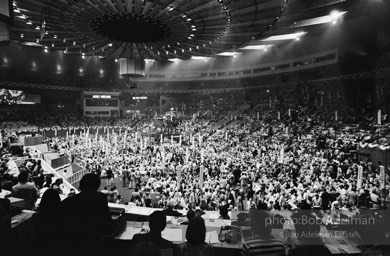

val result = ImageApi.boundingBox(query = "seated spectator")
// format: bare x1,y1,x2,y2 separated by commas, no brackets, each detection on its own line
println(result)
31,189,61,253
132,211,174,249
241,210,286,256
0,198,11,256
51,178,63,195
219,205,230,219
175,216,214,256
0,181,11,198
12,171,38,210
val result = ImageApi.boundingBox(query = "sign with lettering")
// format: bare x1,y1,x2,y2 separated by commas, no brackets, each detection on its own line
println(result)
357,166,363,189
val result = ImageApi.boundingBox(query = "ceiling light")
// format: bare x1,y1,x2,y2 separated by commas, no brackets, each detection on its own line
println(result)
168,58,181,62
261,32,306,41
22,42,42,47
330,10,345,21
35,26,40,30
187,18,191,21
73,41,76,45
216,52,241,56
115,59,118,62
292,11,347,27
14,8,20,13
44,48,48,53
20,33,24,38
53,35,57,39
144,59,155,62
240,45,272,50
26,21,32,25
191,56,211,60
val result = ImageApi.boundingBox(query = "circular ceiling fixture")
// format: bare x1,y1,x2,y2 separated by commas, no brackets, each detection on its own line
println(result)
10,0,292,61
89,14,172,43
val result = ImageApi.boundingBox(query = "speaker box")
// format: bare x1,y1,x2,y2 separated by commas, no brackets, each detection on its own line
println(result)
10,144,23,156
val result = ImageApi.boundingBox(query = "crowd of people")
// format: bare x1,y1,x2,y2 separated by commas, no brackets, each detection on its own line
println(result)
42,107,389,215
1,89,390,256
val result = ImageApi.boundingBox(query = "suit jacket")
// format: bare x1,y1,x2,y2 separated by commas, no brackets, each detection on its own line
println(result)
132,232,175,249
59,191,113,242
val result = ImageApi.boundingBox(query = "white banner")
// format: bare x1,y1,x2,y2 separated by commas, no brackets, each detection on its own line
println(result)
379,166,385,189
357,166,363,189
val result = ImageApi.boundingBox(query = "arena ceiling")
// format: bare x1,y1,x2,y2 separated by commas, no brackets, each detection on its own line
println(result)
9,0,376,61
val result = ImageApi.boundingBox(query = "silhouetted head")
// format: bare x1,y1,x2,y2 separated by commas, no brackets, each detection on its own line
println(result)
79,173,101,192
39,189,61,214
149,211,167,233
186,216,206,245
249,210,272,236
18,171,29,184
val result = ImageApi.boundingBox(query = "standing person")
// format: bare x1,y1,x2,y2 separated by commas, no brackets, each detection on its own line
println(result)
106,167,113,186
321,188,330,210
58,173,114,256
122,166,128,188
241,210,285,256
175,216,214,256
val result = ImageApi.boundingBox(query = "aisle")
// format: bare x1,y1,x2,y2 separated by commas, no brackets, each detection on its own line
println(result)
98,177,134,203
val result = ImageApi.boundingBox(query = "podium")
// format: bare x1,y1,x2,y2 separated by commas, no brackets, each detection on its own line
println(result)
102,206,127,239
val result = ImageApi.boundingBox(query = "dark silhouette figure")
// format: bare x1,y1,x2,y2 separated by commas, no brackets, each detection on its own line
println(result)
58,173,114,256
132,211,175,249
175,216,214,256
31,189,61,255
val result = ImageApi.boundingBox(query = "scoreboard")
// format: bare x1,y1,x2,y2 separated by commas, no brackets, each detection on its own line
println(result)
83,91,120,117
